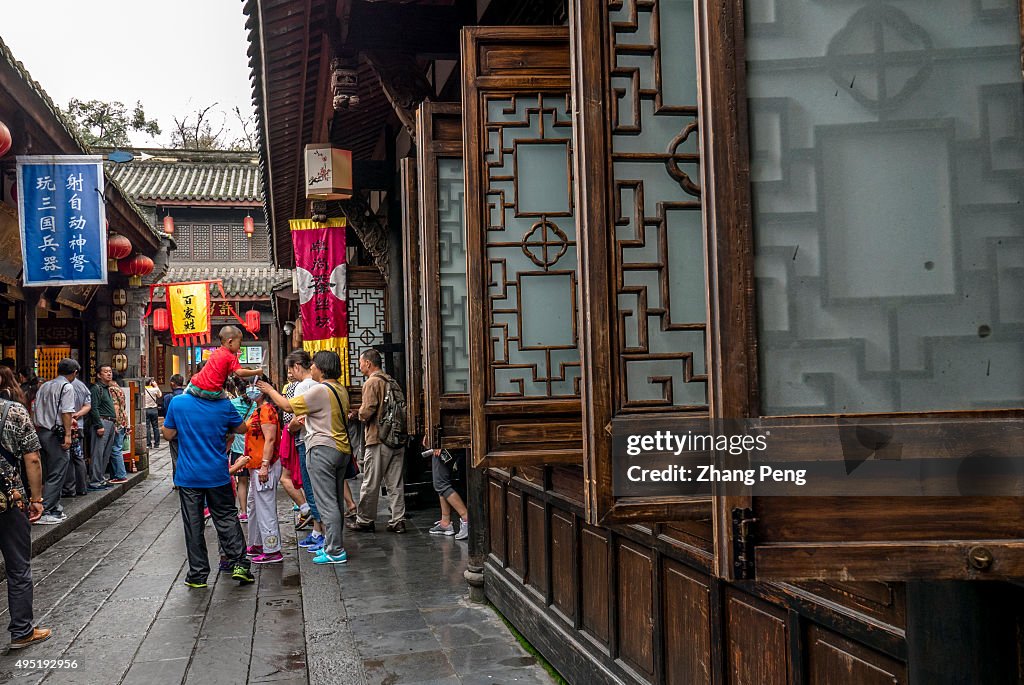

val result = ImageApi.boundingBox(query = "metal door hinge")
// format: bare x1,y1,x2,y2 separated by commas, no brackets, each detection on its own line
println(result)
732,507,757,580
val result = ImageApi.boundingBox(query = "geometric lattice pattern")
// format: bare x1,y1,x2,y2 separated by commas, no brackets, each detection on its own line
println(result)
609,0,709,410
347,287,386,387
747,1,1024,413
483,93,581,398
438,158,470,394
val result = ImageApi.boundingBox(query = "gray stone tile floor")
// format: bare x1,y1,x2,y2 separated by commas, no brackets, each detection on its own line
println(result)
0,446,554,685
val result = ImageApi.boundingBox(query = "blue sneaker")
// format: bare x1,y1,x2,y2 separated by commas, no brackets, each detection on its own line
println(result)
305,537,325,553
298,533,319,548
312,550,347,565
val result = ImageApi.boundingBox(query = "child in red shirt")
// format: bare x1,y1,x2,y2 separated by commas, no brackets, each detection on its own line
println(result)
186,326,261,400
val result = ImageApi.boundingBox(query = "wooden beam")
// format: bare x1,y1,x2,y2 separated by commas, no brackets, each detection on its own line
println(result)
363,52,433,139
344,3,461,56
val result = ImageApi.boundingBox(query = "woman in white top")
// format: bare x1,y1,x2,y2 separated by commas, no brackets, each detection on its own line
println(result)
141,378,163,448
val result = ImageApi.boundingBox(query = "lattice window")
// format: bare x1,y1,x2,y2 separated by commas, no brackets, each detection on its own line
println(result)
747,0,1024,414
231,227,250,260
437,157,470,394
211,225,232,260
191,225,212,260
251,229,269,260
347,287,386,387
483,92,580,399
172,224,192,260
608,0,708,411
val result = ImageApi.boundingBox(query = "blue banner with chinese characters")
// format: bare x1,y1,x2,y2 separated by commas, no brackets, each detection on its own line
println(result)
16,155,108,286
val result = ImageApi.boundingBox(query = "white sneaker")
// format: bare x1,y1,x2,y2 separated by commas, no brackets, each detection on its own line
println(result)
454,519,469,540
429,521,455,536
36,514,65,525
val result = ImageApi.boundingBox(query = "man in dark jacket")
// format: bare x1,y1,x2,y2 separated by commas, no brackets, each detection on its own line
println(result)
86,365,117,491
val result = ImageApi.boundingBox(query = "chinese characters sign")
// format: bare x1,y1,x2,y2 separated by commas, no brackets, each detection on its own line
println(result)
167,282,211,346
290,218,349,383
16,155,107,286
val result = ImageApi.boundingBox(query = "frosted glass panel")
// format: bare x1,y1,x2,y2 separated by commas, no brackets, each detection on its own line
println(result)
437,158,469,394
747,0,1024,413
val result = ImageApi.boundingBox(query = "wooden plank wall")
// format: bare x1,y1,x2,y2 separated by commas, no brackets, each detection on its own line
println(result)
485,466,911,685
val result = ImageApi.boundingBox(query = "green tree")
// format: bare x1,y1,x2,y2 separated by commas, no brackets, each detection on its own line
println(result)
62,99,161,148
170,104,257,151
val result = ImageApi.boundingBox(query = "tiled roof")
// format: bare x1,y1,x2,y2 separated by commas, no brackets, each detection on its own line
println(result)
159,265,291,298
105,150,263,203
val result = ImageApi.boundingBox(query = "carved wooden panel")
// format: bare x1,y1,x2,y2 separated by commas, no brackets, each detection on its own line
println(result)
507,489,526,579
807,625,905,685
463,26,581,467
572,0,712,523
617,541,655,679
581,525,611,646
663,559,712,684
550,509,576,622
488,478,506,565
417,102,471,450
724,591,790,685
526,498,547,596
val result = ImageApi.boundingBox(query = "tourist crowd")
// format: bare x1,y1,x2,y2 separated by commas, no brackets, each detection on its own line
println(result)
0,328,471,650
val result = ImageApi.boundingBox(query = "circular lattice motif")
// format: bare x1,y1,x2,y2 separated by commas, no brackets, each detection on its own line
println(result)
827,5,933,111
521,220,569,268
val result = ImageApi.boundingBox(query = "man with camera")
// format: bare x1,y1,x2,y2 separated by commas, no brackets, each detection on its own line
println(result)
31,358,78,524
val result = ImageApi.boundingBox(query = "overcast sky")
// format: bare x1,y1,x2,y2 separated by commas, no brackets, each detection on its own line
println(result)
2,1,255,148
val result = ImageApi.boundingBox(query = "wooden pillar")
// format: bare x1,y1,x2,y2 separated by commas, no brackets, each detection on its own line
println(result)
906,581,1019,684
464,454,487,602
18,289,40,372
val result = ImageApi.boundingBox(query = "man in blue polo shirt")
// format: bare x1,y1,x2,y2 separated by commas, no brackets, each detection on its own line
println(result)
162,392,253,587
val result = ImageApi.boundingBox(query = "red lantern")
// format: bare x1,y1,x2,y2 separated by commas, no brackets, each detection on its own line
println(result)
153,308,170,332
162,216,175,235
119,254,154,286
243,215,255,239
107,233,132,269
245,310,261,334
0,121,11,159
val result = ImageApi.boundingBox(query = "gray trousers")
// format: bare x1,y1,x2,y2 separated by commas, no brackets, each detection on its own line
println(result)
306,445,351,557
355,442,405,526
0,508,34,639
37,429,69,516
88,419,116,485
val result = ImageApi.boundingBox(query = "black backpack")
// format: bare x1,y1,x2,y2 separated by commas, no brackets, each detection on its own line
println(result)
375,374,407,449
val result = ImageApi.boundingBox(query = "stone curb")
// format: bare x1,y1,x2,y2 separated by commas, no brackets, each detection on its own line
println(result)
0,468,149,581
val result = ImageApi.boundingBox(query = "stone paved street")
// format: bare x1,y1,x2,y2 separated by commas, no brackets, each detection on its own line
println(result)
0,447,553,685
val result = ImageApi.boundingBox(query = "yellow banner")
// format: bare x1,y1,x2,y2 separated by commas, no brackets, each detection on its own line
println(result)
168,282,211,346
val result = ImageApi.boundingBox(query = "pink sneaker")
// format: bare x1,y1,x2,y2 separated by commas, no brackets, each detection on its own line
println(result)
251,551,283,564
246,545,263,557
238,513,248,522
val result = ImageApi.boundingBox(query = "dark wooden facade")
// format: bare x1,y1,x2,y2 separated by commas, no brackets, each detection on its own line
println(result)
249,0,1024,682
